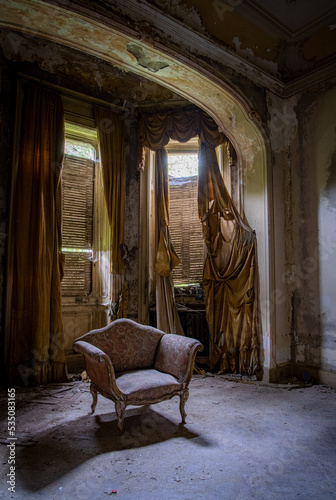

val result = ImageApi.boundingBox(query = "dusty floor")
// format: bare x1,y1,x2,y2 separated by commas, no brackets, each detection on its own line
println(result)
1,374,336,500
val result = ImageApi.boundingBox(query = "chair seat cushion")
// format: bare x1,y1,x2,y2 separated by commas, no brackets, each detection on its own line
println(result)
115,369,182,403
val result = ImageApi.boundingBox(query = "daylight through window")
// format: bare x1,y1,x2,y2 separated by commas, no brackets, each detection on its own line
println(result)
61,138,96,296
168,152,204,286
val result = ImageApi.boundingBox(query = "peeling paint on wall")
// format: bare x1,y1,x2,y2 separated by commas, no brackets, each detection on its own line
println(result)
126,43,170,72
0,29,185,106
147,0,205,33
267,93,298,154
232,36,278,75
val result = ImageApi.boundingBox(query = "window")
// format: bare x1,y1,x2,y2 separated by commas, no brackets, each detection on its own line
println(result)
139,137,238,322
167,141,204,286
61,125,97,297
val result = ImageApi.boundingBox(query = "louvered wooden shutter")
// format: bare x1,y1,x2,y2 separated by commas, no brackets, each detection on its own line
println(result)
61,155,95,296
169,176,204,285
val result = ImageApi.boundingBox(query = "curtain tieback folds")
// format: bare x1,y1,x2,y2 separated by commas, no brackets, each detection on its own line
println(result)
155,228,181,277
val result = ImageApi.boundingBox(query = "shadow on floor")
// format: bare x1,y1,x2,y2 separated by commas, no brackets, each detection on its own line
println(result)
17,406,214,491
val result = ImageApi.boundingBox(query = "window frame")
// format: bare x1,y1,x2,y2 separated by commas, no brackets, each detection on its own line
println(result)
61,123,110,305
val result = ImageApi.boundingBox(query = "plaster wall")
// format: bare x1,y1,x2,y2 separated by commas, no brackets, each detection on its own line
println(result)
290,90,322,376
236,128,271,375
266,82,336,384
266,92,300,376
308,84,336,380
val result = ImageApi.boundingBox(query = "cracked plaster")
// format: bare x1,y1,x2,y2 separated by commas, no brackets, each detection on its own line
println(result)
266,93,298,154
0,28,186,105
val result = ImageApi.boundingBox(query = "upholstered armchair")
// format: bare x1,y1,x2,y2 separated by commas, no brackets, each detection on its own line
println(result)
73,318,203,432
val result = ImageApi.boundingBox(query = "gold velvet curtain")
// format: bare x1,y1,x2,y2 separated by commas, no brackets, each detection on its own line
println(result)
198,144,258,374
139,109,259,374
94,106,128,318
7,83,67,386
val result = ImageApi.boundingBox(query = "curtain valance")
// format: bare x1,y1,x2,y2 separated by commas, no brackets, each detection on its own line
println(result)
139,108,228,150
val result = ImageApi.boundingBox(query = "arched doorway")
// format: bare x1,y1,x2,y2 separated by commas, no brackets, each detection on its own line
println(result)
0,0,273,381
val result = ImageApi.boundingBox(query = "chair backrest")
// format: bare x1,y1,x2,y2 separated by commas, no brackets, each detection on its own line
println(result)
75,319,165,373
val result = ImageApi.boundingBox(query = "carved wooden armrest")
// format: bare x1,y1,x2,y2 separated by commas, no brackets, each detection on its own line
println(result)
154,334,203,384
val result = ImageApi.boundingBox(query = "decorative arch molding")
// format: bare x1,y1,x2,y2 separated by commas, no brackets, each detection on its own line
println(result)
0,0,274,380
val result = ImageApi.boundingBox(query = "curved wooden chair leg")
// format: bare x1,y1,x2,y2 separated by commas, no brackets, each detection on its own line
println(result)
115,401,126,433
179,388,189,424
90,384,98,414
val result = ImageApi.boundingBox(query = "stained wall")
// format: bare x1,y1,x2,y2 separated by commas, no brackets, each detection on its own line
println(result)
294,83,336,382
265,80,336,384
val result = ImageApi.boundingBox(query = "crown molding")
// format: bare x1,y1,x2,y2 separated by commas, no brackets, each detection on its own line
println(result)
282,61,336,97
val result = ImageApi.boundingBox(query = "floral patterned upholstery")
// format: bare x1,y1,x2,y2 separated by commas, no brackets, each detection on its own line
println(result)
154,334,200,382
73,318,203,432
77,320,164,373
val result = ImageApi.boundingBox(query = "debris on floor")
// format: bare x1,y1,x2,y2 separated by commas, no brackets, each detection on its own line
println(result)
0,375,335,499
81,371,90,382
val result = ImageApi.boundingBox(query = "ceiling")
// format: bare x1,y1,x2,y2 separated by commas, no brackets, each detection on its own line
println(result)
243,0,336,36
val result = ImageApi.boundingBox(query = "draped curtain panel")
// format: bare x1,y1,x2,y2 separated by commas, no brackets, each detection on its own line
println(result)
94,106,127,318
8,83,67,386
198,144,258,375
154,148,182,334
139,109,259,375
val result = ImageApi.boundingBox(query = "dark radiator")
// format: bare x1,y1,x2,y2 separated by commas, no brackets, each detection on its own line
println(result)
149,304,209,358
